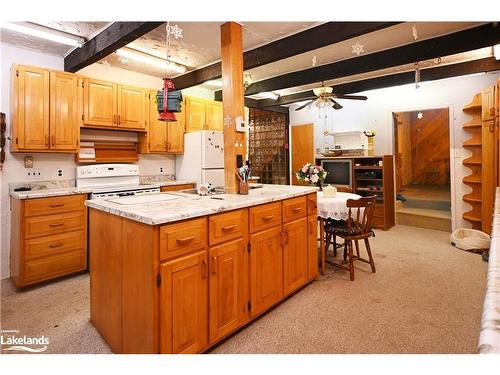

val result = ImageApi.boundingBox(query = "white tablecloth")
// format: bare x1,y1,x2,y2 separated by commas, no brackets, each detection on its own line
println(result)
317,192,362,220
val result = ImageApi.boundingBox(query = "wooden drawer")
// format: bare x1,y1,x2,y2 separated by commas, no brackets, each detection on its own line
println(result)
249,202,282,233
282,196,307,223
24,210,86,239
374,204,384,218
160,217,207,261
160,184,194,192
209,209,248,246
23,250,86,284
24,194,86,217
25,230,86,259
307,193,317,215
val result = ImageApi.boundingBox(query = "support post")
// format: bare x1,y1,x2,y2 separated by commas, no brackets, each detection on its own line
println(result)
220,22,246,194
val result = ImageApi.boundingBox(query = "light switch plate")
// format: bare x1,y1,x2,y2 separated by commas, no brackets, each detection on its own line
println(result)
24,155,33,168
235,116,245,132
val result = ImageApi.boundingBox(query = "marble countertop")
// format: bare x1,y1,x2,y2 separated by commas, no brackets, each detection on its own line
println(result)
10,180,195,200
85,184,318,225
479,187,500,354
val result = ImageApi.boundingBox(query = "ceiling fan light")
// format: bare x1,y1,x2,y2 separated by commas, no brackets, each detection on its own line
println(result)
313,86,333,96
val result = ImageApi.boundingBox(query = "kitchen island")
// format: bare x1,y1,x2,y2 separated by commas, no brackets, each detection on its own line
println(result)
87,184,319,354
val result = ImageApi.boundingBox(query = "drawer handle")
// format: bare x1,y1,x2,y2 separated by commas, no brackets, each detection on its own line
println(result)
49,222,64,227
49,242,64,248
292,207,303,212
221,224,236,231
49,204,64,208
176,235,196,244
262,215,274,221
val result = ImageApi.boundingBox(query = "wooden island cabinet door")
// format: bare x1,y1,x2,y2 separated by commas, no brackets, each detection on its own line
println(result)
13,65,50,150
49,71,79,151
283,217,308,296
249,226,283,317
159,250,208,354
208,238,247,344
83,78,117,127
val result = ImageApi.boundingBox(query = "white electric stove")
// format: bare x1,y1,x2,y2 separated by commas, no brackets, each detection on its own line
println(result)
76,164,160,199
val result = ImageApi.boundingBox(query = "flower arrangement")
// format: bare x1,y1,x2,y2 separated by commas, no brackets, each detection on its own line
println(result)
296,163,328,189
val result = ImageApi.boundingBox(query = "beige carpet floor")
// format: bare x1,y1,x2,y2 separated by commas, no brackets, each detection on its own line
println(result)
0,225,487,354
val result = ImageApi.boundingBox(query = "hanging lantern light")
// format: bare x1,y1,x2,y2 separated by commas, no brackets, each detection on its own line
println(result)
156,22,184,122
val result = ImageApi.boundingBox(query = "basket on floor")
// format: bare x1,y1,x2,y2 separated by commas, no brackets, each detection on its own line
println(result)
450,228,490,252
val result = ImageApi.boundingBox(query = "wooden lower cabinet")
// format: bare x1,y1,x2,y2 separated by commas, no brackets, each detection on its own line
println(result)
160,184,194,192
160,250,208,354
208,238,248,343
11,194,88,287
307,214,319,281
283,217,308,296
249,225,283,317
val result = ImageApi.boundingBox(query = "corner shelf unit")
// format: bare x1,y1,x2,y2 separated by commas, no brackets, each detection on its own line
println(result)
462,93,483,230
352,155,395,230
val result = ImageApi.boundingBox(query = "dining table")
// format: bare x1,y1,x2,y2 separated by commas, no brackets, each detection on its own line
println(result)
316,191,362,275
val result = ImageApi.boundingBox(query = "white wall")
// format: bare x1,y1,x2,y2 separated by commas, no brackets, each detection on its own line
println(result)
0,43,177,279
289,71,500,230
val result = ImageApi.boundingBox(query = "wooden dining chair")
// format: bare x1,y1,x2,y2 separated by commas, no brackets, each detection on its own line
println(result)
336,186,353,193
325,196,377,281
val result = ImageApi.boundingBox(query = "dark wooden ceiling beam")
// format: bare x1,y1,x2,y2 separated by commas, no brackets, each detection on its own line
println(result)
257,56,500,108
244,23,500,95
64,22,164,72
173,22,400,90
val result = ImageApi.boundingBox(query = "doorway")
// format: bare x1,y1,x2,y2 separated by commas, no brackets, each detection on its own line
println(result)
393,108,452,231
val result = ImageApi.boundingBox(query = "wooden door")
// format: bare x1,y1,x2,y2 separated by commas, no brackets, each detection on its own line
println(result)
49,72,79,151
167,107,185,153
291,124,314,185
160,250,208,354
283,217,308,295
117,85,147,129
14,65,50,150
249,226,283,317
482,85,495,122
185,97,206,132
83,78,117,127
147,90,168,152
206,101,223,131
307,214,319,281
208,238,247,344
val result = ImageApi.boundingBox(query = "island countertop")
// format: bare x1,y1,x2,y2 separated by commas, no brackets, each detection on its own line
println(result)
85,184,318,225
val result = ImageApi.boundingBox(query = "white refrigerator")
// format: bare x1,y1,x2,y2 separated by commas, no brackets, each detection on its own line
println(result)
176,130,225,187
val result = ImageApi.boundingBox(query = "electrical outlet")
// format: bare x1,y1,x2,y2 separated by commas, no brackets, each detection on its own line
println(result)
159,167,164,174
57,169,63,177
26,169,42,180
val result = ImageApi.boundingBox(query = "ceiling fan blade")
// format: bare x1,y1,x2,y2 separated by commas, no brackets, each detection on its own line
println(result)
334,94,368,101
295,100,313,111
329,98,343,110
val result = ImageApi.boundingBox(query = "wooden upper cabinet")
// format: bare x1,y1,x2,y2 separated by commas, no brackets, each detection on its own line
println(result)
147,90,168,152
209,238,247,344
13,65,50,151
206,101,223,131
49,72,79,151
117,85,147,129
83,78,117,127
167,108,185,153
159,250,208,354
249,226,283,317
283,217,308,296
482,85,495,122
185,96,206,132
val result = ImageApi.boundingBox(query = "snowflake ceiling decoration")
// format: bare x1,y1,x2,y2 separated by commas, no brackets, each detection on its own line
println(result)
352,42,364,56
166,24,183,39
412,25,418,40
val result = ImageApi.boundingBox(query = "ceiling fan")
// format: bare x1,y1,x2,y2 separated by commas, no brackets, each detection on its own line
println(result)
294,85,367,111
